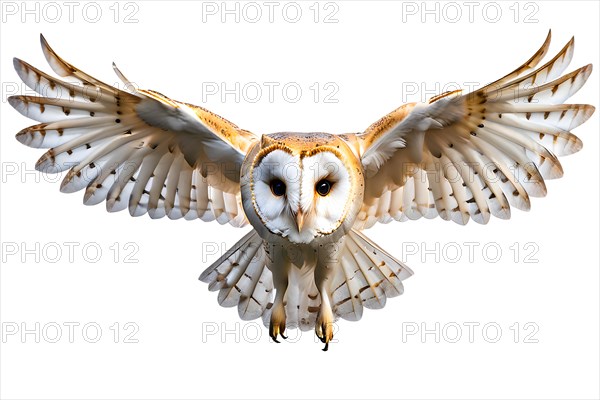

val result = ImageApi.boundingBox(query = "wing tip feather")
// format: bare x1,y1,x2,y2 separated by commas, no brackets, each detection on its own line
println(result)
15,126,33,145
39,33,72,77
7,95,21,110
12,57,24,73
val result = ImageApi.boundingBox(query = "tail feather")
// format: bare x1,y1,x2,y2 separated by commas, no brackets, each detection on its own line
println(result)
199,230,274,321
331,230,413,321
201,230,413,328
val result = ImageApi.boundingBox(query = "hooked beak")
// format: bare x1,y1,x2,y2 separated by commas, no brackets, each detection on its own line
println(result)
293,209,305,232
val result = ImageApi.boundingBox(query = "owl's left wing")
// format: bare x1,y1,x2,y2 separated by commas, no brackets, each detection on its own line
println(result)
11,35,257,226
356,32,595,229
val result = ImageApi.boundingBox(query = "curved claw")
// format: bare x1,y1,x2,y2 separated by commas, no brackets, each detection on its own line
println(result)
269,325,283,343
315,311,334,350
269,303,287,343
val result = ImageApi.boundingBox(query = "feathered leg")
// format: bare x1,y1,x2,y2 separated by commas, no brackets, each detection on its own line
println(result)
314,239,343,350
267,243,290,342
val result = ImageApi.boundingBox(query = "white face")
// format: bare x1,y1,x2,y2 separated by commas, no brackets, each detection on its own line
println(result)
252,149,352,243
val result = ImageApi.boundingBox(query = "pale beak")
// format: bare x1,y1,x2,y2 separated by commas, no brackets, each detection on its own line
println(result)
294,209,305,232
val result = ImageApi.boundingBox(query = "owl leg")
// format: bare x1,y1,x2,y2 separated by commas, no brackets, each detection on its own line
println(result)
268,245,289,343
315,287,334,351
314,243,339,351
269,283,288,342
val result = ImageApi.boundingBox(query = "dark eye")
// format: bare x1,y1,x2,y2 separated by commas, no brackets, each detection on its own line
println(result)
270,179,286,197
316,179,333,196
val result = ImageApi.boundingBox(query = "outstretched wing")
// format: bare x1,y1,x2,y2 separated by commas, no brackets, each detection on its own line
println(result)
356,31,594,229
10,35,257,226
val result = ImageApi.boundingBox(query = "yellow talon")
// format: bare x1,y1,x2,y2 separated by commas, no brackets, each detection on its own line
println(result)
315,308,334,350
269,302,287,343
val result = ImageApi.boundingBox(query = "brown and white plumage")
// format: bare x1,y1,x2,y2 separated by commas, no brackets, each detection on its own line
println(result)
11,32,594,350
356,31,593,229
12,35,253,225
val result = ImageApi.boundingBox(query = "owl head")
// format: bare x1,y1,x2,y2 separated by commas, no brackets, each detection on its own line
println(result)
241,133,364,244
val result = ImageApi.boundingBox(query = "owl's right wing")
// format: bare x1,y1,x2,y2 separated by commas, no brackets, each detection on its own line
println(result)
11,35,258,226
356,31,595,229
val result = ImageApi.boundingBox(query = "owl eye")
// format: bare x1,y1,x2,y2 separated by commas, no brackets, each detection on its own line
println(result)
270,179,286,197
316,179,333,196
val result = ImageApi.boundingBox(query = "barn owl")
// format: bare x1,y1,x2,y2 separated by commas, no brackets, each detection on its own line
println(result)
11,32,594,350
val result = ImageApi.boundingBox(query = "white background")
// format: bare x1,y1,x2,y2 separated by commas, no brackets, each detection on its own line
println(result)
1,1,598,399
